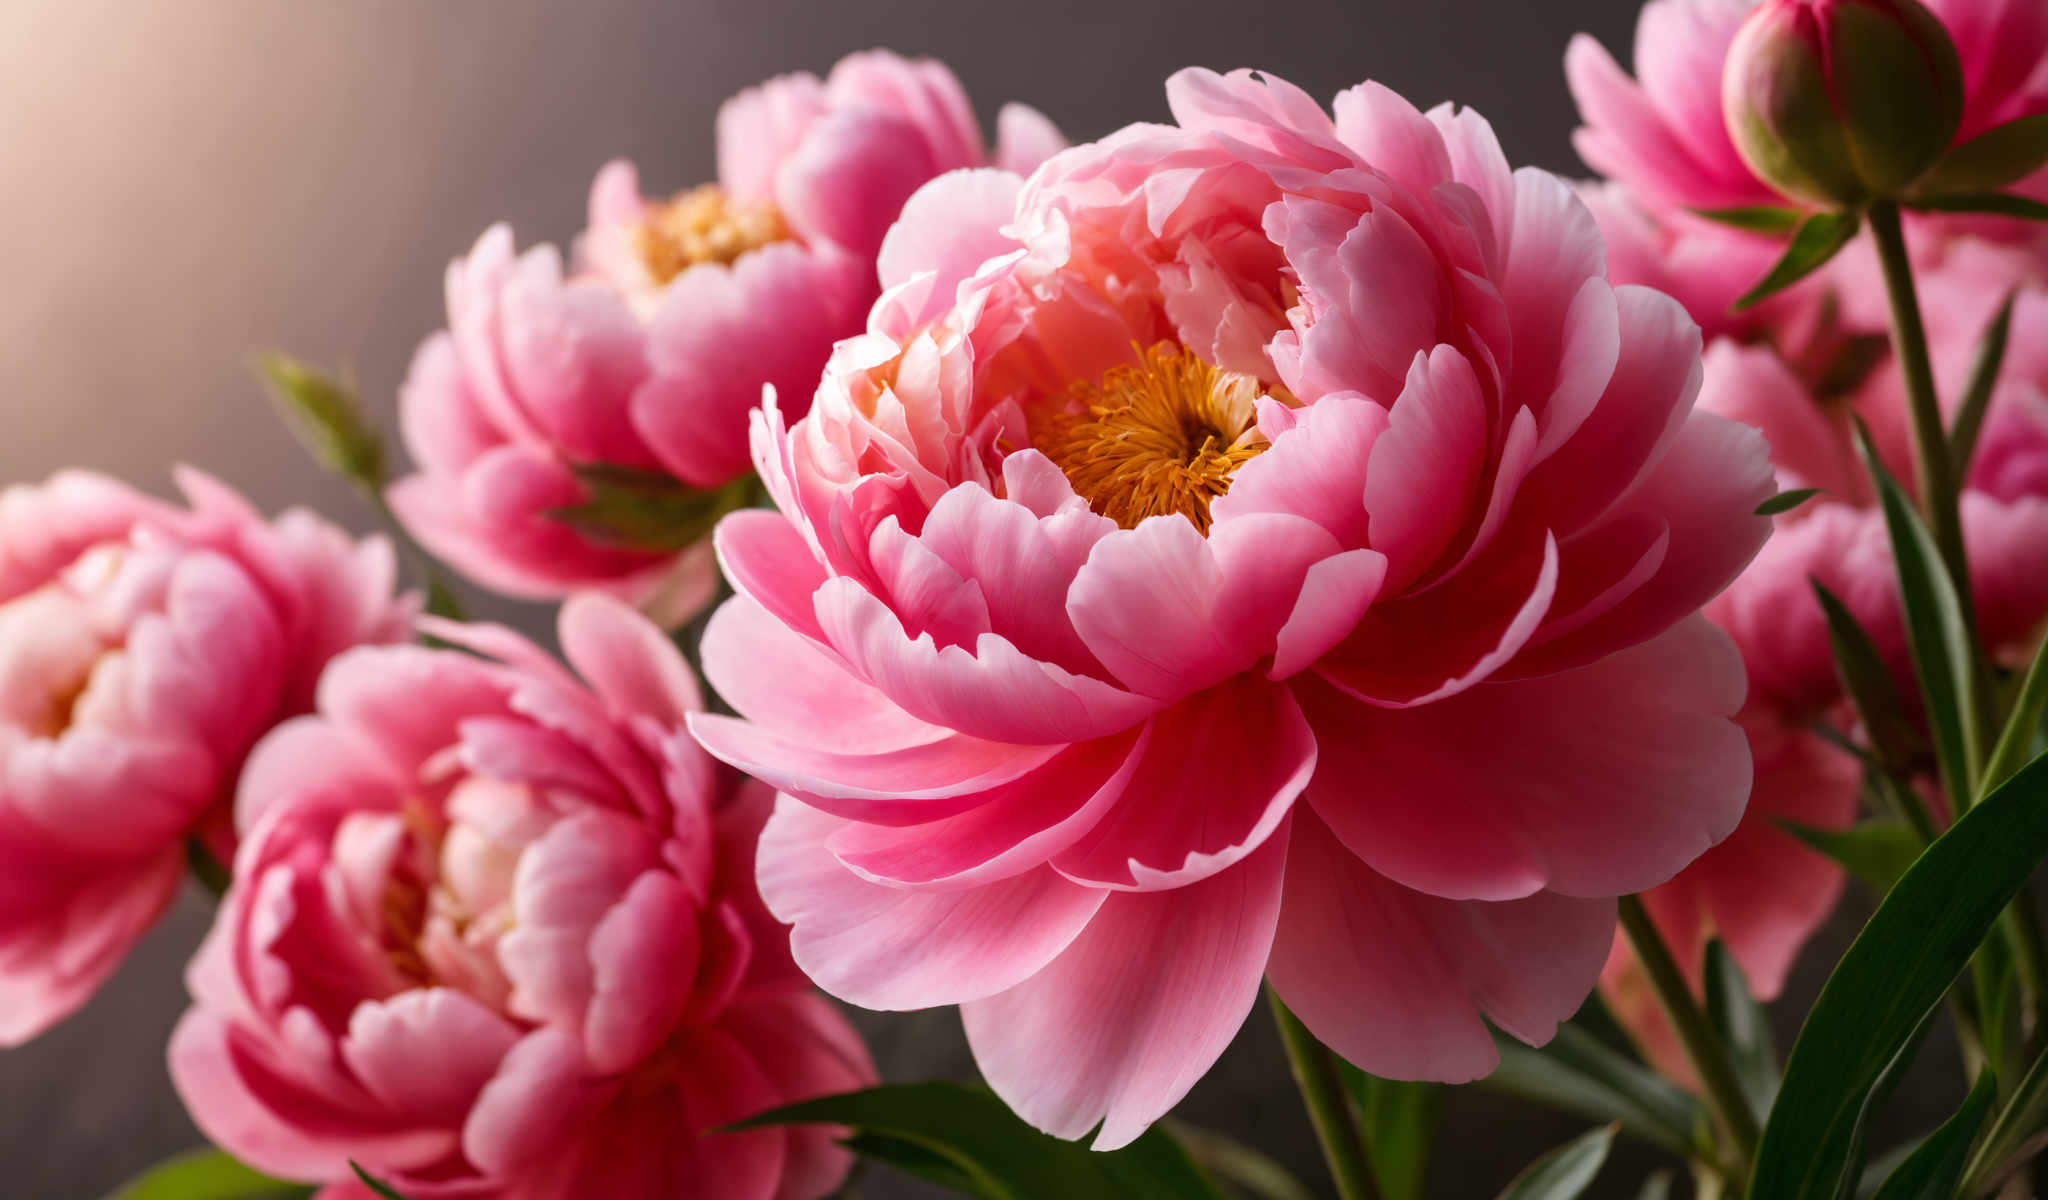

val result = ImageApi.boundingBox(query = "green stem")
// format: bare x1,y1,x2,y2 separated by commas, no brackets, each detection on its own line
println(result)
1268,987,1377,1200
1867,201,1970,600
1617,896,1760,1172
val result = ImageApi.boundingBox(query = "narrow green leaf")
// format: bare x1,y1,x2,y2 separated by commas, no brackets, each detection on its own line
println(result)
1905,192,2048,222
1982,623,2048,797
1483,1026,1703,1158
253,354,386,492
103,1149,311,1200
348,1163,410,1200
1735,212,1860,311
1915,114,2048,195
736,1082,1223,1200
548,466,757,553
1746,750,2048,1200
1496,1125,1616,1200
1965,1036,2048,1193
1870,1070,1997,1200
1692,205,1807,235
837,1131,998,1195
1337,1065,1439,1200
1853,420,1982,807
1778,818,1924,894
1166,1121,1317,1200
1703,941,1780,1116
1949,292,2016,480
1812,581,1927,785
1756,487,1823,516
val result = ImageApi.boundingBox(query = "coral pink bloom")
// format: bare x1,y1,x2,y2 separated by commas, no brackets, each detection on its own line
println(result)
691,68,1774,1146
389,51,1062,624
169,595,874,1199
1604,282,2048,1059
0,469,414,1045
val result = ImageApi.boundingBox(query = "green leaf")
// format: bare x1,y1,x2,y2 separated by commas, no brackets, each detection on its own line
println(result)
1982,619,2048,798
1636,1171,1675,1200
253,354,386,492
1904,192,2048,222
103,1150,311,1200
1916,114,2048,195
1746,749,2048,1200
1965,1032,2048,1193
548,466,757,553
1483,1025,1703,1158
1692,205,1807,235
1337,1065,1439,1200
1811,581,1926,784
1703,941,1780,1116
1735,212,1861,311
1869,1070,1997,1200
348,1163,409,1200
1949,292,2016,480
735,1082,1223,1200
1166,1121,1317,1200
1756,487,1823,516
1853,420,1983,807
1496,1125,1616,1200
1779,818,1924,894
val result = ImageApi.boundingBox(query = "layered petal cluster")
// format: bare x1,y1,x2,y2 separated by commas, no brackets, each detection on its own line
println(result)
1603,278,2048,1046
693,68,1775,1147
389,50,1063,623
0,469,414,1045
169,596,874,1199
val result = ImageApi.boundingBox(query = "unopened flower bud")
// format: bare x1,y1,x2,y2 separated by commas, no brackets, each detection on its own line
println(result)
1723,0,1964,208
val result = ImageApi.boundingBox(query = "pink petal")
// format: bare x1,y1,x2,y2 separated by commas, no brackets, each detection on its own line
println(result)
962,829,1287,1149
755,798,1107,1010
1054,675,1314,890
1305,616,1750,902
1267,810,1614,1080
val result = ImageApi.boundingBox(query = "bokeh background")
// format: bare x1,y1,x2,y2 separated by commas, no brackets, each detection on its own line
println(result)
0,0,1968,1195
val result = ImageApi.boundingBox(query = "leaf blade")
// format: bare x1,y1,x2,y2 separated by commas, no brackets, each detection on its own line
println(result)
1496,1125,1617,1200
1735,212,1860,311
1746,750,2048,1200
103,1150,312,1200
1868,1070,1997,1200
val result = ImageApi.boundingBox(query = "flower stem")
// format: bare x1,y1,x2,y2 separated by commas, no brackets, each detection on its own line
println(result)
1616,895,1760,1171
1867,203,1967,581
1267,987,1377,1200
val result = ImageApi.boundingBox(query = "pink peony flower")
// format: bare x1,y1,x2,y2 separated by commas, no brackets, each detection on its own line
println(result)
389,51,1062,625
1603,280,2048,1055
169,594,874,1199
0,469,415,1045
690,68,1774,1146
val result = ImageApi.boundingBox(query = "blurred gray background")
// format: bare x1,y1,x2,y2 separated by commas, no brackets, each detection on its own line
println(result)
0,0,1966,1195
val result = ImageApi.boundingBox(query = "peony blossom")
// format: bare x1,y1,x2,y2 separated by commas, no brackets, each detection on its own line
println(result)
388,51,1062,625
0,469,415,1045
690,68,1774,1147
169,594,874,1199
1603,279,2048,1059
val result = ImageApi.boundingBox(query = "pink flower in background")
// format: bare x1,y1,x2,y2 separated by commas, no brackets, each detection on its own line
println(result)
169,595,873,1199
691,67,1773,1146
389,51,1063,625
1602,281,2048,1062
0,469,414,1045
1569,0,2048,214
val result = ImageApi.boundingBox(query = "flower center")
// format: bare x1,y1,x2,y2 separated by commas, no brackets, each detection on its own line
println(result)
635,184,789,283
1031,342,1269,532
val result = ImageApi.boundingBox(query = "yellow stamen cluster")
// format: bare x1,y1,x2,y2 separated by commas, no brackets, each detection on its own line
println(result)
1033,342,1269,533
635,184,789,283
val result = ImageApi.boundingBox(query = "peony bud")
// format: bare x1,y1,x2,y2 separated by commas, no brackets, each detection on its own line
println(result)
1723,0,1964,208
